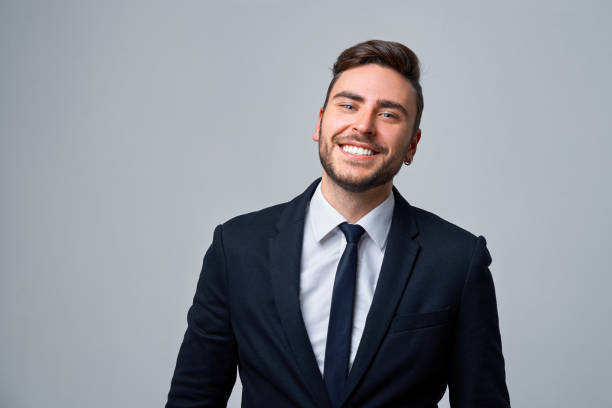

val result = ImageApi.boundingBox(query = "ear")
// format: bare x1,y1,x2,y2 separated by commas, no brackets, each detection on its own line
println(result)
312,107,324,142
404,128,422,162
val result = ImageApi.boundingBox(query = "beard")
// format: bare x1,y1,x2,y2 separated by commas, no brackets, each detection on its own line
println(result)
318,128,407,193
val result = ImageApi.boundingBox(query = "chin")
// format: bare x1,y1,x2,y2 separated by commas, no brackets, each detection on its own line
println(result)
325,169,390,193
319,145,403,193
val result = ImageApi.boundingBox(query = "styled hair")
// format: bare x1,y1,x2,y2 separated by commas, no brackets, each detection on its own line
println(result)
323,40,424,135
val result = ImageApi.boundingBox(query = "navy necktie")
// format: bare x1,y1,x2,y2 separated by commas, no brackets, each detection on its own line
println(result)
324,222,366,407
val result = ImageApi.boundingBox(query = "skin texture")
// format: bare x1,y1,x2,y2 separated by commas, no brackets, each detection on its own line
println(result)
313,64,422,223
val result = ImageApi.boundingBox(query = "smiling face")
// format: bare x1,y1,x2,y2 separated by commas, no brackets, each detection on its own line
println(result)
314,64,421,193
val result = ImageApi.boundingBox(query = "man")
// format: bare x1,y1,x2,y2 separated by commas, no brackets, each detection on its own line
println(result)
166,40,510,407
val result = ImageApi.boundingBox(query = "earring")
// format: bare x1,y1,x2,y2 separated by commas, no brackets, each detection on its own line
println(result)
404,159,412,166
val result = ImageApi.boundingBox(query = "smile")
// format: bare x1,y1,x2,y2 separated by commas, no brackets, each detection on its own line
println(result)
340,144,376,157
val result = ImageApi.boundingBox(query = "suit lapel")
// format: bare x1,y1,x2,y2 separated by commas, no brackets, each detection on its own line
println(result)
269,179,332,408
341,187,421,404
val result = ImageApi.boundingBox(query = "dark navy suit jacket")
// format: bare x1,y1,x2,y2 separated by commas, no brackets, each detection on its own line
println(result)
166,179,510,407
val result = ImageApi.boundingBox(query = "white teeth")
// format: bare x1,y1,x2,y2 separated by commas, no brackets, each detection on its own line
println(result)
342,145,373,156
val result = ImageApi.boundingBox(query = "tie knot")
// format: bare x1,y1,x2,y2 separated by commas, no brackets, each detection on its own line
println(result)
338,222,366,244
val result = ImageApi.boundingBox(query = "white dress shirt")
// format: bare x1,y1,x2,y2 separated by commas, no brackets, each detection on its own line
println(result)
299,183,395,375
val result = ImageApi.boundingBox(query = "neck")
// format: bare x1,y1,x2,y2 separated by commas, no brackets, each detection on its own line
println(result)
319,173,393,224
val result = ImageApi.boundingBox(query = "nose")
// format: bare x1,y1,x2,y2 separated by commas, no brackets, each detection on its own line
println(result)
352,108,376,136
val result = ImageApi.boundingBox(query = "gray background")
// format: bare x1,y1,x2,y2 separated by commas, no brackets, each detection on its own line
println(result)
1,0,611,407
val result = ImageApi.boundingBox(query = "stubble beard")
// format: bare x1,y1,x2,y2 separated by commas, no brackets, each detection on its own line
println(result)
318,128,406,193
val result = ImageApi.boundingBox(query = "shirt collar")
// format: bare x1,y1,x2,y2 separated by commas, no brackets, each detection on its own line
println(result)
308,183,395,250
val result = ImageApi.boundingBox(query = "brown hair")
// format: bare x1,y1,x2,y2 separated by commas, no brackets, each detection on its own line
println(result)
323,40,424,135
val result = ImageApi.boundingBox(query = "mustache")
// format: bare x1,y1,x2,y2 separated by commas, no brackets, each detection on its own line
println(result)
332,135,386,153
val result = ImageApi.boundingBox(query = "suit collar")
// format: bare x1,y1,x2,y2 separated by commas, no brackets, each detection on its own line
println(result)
340,186,420,404
269,180,420,408
274,179,321,228
269,179,332,408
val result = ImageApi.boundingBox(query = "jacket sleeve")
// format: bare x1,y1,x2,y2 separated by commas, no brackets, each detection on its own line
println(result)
166,225,238,408
449,236,511,407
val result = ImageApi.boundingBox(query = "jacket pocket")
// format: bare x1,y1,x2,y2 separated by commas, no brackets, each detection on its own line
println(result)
391,308,450,333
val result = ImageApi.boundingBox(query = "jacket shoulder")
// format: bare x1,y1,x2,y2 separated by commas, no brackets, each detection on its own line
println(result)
407,205,491,282
409,205,485,254
220,201,288,237
214,180,319,250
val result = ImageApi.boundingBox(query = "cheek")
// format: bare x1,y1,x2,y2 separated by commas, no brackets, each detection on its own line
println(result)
322,115,351,134
385,129,413,151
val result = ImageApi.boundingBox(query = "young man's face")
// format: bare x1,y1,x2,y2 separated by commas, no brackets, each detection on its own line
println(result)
313,64,421,193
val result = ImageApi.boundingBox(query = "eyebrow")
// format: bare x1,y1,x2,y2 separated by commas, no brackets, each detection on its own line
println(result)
331,91,409,118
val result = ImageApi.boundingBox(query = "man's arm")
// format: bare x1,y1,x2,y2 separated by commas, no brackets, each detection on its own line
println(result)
449,236,510,407
166,225,238,408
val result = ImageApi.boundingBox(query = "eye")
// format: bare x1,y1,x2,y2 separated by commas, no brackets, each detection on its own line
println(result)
341,104,355,110
380,112,397,119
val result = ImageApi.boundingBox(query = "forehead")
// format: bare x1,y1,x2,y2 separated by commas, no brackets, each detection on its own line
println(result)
330,64,416,110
